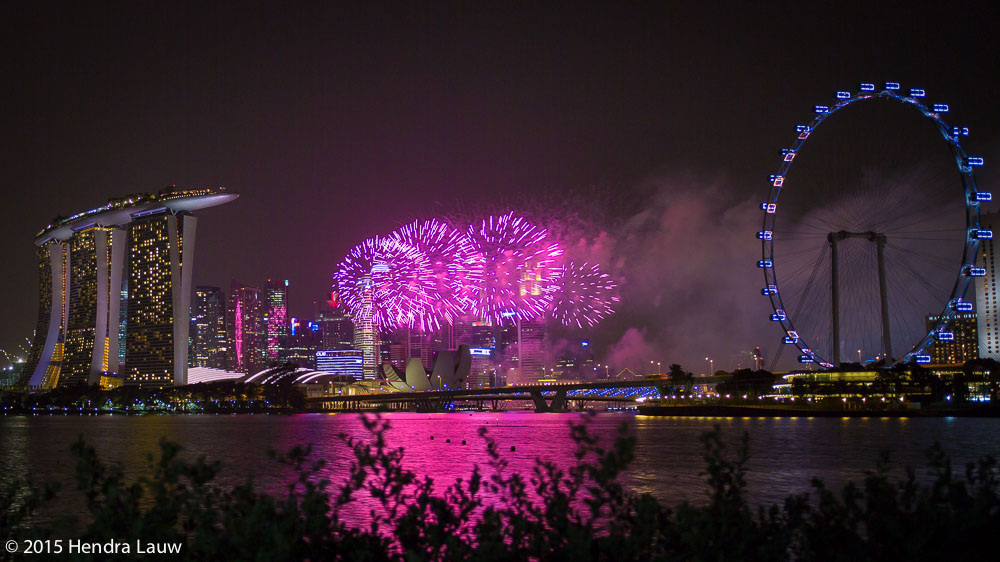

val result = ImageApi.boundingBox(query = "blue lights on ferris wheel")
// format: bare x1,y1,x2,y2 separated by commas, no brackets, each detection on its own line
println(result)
885,82,901,91
952,300,974,312
968,156,984,166
770,309,786,321
953,126,969,137
758,259,773,268
937,331,955,342
814,105,830,113
915,355,932,364
965,266,987,277
762,285,777,296
860,83,876,92
910,88,926,97
836,91,851,99
757,230,773,240
932,103,949,113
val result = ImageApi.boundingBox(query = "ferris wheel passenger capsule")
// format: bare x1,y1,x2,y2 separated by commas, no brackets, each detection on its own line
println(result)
974,192,992,202
757,259,773,268
787,330,799,339
910,88,926,97
953,126,970,137
932,103,949,113
915,355,932,364
770,309,786,321
762,285,777,296
783,149,796,162
965,266,987,277
937,331,955,342
860,83,876,91
784,336,798,344
836,91,851,99
757,230,773,240
798,355,815,363
814,105,830,113
972,228,993,240
885,82,901,90
770,175,784,186
968,157,984,166
953,300,974,312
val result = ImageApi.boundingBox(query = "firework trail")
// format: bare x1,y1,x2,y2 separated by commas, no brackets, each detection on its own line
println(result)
465,212,564,324
550,261,620,328
389,219,483,331
333,236,434,331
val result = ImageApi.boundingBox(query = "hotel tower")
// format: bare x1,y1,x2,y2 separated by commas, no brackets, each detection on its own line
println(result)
18,187,237,388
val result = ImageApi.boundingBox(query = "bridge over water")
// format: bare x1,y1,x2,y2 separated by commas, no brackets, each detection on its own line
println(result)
307,376,726,412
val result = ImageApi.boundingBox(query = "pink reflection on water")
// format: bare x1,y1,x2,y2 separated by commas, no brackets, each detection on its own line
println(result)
274,411,631,528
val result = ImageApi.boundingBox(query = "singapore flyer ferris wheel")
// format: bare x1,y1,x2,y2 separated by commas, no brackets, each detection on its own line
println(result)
758,82,989,369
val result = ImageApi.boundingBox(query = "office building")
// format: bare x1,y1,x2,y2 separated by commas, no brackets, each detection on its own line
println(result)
315,349,364,380
263,279,289,362
190,286,227,369
977,211,1000,360
227,280,267,374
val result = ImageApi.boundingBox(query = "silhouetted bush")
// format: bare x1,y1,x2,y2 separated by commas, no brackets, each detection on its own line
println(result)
3,417,998,560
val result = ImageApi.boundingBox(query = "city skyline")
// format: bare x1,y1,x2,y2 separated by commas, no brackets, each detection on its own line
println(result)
1,4,998,373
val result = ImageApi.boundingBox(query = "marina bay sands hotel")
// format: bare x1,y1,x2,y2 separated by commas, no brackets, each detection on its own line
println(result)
17,187,237,389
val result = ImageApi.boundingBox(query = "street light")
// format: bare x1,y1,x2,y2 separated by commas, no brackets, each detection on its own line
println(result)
857,349,862,363
705,357,713,376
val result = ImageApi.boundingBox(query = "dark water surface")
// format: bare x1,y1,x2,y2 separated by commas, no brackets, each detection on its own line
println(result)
3,412,1000,526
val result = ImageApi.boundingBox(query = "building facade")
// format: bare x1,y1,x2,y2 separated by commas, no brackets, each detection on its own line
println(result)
263,279,289,363
227,280,267,375
190,286,227,369
926,312,979,364
977,211,1000,360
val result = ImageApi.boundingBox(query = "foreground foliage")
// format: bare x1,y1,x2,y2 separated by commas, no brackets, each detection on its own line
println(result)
3,417,999,560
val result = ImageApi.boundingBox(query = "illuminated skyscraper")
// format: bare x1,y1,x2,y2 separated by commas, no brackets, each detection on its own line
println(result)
263,279,289,362
516,316,548,383
190,286,227,368
123,212,197,387
352,276,377,379
227,280,266,374
976,211,999,360
316,293,354,350
19,188,235,389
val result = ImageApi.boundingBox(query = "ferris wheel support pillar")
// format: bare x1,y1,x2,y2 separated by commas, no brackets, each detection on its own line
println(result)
829,233,841,366
876,234,892,362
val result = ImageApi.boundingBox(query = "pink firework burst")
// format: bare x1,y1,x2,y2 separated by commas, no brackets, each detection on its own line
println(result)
550,261,620,328
333,236,434,331
389,219,483,331
465,212,563,324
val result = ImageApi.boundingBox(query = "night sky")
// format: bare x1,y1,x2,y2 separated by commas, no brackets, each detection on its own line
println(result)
2,2,998,372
